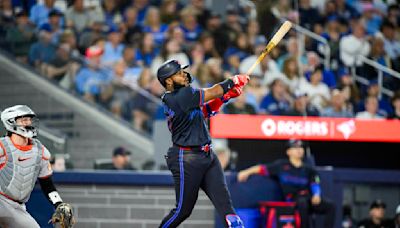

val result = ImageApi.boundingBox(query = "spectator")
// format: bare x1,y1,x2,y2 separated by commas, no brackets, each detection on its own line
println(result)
65,0,94,33
245,74,267,112
129,0,150,26
320,15,344,70
136,32,158,67
246,19,263,48
321,89,353,117
342,204,357,228
359,2,383,35
159,0,180,25
29,0,61,27
300,66,331,112
339,21,371,67
150,38,189,77
336,0,359,21
111,147,135,170
379,20,400,69
101,26,125,67
299,0,321,30
28,29,57,68
361,37,392,80
39,9,64,45
337,68,360,111
357,199,394,228
240,36,280,83
224,33,252,74
356,96,385,119
121,46,142,87
304,52,337,89
123,7,143,45
223,91,257,115
237,139,336,228
205,12,229,57
95,0,123,29
387,4,399,27
277,37,308,70
388,91,400,119
78,21,106,53
5,10,35,64
259,79,291,115
108,60,133,118
199,32,220,60
179,6,202,43
188,0,211,28
285,90,320,116
282,57,309,93
75,45,112,102
220,7,242,49
143,7,168,47
357,82,392,117
127,70,161,133
0,0,16,28
41,43,73,83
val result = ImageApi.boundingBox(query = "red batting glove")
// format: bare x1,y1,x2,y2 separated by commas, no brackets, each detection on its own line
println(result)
232,74,250,87
221,85,243,102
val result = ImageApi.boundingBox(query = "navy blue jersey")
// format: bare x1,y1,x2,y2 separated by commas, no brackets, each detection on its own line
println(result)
262,159,321,201
162,86,211,146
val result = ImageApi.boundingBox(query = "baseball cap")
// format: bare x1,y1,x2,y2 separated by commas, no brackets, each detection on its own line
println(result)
370,199,386,209
85,45,104,58
48,9,63,17
113,147,131,156
39,23,53,32
15,10,28,18
287,139,304,148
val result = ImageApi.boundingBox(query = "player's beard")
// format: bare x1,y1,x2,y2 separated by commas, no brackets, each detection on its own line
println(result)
172,78,189,90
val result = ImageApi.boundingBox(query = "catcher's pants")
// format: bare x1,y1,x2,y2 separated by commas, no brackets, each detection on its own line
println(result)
0,195,40,228
159,146,237,228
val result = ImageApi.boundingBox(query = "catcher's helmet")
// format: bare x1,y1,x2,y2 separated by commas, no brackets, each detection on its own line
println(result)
1,105,38,138
157,60,190,86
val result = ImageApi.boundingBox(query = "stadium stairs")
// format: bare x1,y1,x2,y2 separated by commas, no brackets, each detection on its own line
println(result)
0,52,153,169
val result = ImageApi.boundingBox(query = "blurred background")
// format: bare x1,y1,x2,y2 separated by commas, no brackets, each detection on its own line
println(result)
1,0,400,227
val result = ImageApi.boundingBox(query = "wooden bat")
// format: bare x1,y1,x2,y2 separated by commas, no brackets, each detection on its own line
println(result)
246,21,292,75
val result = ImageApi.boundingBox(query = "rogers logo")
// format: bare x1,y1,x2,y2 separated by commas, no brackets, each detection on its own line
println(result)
336,120,356,139
261,119,329,136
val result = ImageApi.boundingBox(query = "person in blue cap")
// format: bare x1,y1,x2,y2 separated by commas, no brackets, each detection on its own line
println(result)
157,59,249,228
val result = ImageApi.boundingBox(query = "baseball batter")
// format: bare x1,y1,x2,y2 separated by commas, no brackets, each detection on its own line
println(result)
0,105,74,228
156,60,249,228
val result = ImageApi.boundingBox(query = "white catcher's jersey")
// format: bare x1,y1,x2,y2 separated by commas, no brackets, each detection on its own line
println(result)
0,137,52,203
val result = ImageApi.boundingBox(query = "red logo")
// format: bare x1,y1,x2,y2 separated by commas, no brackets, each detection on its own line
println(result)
18,157,31,162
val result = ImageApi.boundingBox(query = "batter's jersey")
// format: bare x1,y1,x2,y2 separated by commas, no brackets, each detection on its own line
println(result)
162,86,211,147
0,137,52,203
263,159,320,200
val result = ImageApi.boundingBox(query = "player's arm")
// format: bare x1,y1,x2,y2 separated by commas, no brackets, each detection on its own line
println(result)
203,74,249,103
237,161,280,182
202,86,243,118
37,146,63,207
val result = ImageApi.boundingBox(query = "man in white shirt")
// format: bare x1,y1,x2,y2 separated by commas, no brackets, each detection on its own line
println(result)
340,21,371,67
356,96,385,119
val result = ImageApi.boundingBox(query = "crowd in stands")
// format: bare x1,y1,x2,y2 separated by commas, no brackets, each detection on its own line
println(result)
1,0,400,134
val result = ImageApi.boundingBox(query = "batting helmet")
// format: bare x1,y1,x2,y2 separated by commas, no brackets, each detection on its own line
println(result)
157,60,190,86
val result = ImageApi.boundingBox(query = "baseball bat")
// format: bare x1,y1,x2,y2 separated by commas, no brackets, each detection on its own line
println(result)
246,21,292,75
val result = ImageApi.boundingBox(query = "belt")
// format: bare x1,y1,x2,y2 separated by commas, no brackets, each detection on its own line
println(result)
174,144,212,153
0,192,23,204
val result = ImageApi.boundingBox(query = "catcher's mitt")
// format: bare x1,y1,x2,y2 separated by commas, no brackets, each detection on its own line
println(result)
50,202,75,228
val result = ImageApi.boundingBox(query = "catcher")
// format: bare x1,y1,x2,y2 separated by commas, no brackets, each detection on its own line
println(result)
0,105,74,228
